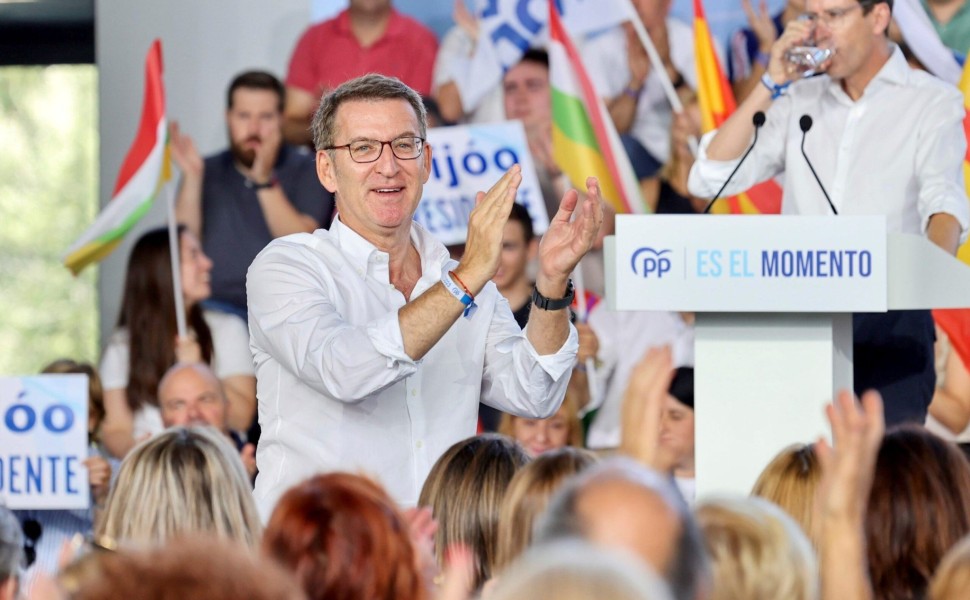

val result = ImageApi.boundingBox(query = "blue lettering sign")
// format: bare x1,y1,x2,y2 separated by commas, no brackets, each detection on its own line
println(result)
631,248,672,278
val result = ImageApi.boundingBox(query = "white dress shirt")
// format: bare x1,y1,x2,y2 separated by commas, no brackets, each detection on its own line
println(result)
688,46,969,239
247,217,577,517
582,18,700,164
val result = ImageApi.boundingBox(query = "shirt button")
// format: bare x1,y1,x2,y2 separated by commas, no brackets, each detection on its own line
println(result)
411,389,417,397
416,440,424,449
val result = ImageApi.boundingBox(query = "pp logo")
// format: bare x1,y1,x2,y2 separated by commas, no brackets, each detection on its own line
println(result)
631,247,672,278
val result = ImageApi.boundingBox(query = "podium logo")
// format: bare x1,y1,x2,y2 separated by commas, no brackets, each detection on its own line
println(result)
631,247,672,278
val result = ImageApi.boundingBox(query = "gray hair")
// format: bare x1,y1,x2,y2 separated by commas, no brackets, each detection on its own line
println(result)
0,506,23,586
490,539,673,600
310,73,428,152
535,457,709,600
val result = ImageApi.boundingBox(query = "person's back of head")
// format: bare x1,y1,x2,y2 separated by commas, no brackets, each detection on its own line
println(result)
490,539,673,600
262,472,424,600
751,444,821,546
0,507,23,600
535,457,709,600
696,496,817,600
418,433,530,590
866,425,970,600
495,447,598,572
98,426,260,547
58,534,305,600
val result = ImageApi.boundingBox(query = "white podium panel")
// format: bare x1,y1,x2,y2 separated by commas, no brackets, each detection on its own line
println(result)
694,313,852,499
605,216,970,499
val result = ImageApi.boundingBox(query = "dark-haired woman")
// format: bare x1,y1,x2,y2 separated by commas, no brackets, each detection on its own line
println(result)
99,226,255,458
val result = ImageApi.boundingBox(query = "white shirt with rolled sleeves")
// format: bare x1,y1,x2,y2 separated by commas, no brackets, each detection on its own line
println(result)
247,216,578,518
688,47,970,239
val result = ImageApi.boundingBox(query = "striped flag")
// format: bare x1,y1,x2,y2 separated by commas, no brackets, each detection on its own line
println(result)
63,40,170,275
693,0,781,214
932,56,970,372
549,2,647,214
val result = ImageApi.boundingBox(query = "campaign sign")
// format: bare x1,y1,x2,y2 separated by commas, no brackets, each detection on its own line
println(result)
415,121,549,246
0,375,89,509
614,215,887,313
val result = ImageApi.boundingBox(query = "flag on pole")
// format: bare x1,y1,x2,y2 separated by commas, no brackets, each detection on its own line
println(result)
63,39,170,275
549,2,647,214
693,0,781,214
931,56,970,372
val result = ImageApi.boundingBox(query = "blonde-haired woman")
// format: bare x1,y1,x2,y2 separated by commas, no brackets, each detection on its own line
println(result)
494,447,597,574
696,497,818,600
98,426,260,547
498,390,583,457
750,443,821,546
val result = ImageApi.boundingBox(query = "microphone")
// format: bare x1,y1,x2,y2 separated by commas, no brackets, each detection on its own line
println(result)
703,111,767,214
799,115,838,215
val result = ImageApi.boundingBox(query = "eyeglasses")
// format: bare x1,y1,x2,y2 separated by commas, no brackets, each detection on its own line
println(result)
800,3,864,27
324,136,425,163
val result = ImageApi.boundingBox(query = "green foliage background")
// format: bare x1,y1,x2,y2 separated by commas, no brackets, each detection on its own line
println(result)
0,66,99,375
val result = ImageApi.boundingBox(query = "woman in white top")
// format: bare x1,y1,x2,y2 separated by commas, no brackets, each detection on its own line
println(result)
99,226,255,458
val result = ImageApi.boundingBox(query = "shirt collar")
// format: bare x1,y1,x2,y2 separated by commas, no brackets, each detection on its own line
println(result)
329,215,451,278
334,8,405,41
826,44,908,101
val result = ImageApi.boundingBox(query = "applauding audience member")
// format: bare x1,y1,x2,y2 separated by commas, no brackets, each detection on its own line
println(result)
158,362,257,480
696,497,817,600
263,473,425,600
494,448,597,574
864,425,970,600
491,540,673,600
98,427,260,547
536,456,709,600
750,443,821,547
498,390,584,458
419,434,529,592
99,226,255,458
15,360,114,580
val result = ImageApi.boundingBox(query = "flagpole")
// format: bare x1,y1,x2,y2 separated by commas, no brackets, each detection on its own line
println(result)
571,263,600,410
165,182,188,339
622,0,700,155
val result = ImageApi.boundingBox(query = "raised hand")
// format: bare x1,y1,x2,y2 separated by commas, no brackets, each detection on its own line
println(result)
624,23,650,90
250,120,282,184
743,0,779,56
536,177,604,294
455,165,523,294
453,0,479,41
174,334,203,364
84,455,112,507
169,122,203,180
814,389,884,600
815,389,885,522
619,346,674,469
769,16,815,84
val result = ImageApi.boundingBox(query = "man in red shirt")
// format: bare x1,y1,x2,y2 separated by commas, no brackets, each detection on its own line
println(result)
283,0,438,145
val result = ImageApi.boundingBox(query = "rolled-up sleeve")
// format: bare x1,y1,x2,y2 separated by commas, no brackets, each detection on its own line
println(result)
915,88,970,242
479,292,579,419
247,241,418,403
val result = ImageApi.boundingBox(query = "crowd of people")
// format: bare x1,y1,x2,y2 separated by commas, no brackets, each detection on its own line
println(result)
7,0,970,597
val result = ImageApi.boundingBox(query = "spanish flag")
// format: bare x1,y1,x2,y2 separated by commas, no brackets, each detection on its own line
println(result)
63,40,170,275
550,1,647,214
933,54,970,371
694,0,781,214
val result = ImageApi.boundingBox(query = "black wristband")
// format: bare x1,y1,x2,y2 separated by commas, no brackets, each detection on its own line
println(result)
531,279,575,311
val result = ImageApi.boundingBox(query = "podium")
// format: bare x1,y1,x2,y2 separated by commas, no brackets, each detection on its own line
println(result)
604,215,970,498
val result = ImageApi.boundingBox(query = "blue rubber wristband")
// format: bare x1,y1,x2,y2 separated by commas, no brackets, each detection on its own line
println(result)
441,272,477,318
760,72,791,100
